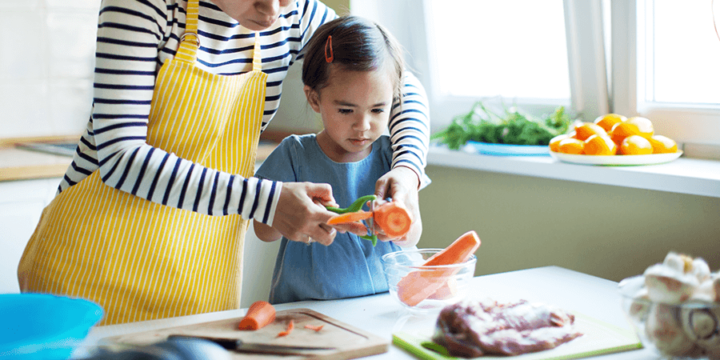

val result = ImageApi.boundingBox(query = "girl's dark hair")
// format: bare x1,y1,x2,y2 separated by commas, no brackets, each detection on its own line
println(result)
302,16,405,100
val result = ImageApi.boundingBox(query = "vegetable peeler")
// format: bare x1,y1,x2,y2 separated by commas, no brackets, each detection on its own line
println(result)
325,195,379,246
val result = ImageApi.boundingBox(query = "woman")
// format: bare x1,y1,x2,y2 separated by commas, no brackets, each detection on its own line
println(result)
18,0,429,325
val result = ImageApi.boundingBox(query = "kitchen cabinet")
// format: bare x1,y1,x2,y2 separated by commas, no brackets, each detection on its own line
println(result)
0,178,60,293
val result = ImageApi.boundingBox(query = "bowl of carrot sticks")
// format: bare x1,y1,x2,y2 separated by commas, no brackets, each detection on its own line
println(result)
382,233,480,313
382,249,477,312
382,231,480,312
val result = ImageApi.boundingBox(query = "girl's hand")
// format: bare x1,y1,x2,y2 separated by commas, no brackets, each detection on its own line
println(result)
272,182,339,246
374,167,422,247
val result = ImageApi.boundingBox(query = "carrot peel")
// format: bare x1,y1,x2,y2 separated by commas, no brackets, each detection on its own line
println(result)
327,210,373,225
277,320,294,337
238,301,275,330
304,324,324,332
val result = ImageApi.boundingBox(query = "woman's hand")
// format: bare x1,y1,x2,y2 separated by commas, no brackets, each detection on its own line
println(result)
271,182,339,246
373,166,422,247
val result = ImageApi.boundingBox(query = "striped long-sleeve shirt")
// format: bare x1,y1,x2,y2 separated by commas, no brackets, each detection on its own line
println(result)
60,0,430,225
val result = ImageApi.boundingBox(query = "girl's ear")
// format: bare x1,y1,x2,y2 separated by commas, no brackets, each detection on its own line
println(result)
304,85,321,113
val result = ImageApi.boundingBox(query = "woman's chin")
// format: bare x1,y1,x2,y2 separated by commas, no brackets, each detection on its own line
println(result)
242,19,277,31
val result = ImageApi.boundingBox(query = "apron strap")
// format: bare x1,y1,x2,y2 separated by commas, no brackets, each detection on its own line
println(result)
176,0,201,63
176,0,263,71
252,33,262,72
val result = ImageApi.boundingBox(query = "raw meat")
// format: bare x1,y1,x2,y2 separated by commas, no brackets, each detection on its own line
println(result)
432,298,582,357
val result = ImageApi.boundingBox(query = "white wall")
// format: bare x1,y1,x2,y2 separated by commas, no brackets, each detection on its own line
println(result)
0,0,98,139
0,0,342,140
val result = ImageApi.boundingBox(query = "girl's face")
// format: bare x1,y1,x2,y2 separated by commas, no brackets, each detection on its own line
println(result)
305,64,395,163
210,0,291,31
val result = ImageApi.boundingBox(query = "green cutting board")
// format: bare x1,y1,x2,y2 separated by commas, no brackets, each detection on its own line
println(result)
393,313,642,360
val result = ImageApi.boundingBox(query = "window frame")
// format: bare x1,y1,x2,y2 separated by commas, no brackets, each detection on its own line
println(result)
612,0,720,152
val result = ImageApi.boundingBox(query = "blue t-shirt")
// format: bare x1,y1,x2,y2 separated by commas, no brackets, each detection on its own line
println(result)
255,134,405,304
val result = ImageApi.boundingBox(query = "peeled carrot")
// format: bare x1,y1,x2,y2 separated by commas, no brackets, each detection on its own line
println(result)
238,301,276,330
396,231,481,307
327,210,373,225
304,324,324,332
427,277,458,300
277,320,294,337
373,202,413,238
422,231,480,266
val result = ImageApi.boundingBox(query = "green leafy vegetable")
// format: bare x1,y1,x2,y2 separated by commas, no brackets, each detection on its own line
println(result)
431,102,575,150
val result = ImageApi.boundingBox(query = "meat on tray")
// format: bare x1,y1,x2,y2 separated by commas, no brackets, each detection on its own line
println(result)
432,298,583,357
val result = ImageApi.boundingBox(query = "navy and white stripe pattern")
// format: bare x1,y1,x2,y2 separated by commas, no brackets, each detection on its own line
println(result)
59,0,429,224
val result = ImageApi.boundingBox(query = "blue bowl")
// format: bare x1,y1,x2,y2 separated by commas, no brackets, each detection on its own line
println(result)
0,294,103,360
464,141,550,156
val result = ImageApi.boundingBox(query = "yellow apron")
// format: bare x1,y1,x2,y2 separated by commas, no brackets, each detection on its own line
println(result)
18,0,267,325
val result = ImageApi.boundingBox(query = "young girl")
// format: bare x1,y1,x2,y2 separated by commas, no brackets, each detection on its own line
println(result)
253,16,430,304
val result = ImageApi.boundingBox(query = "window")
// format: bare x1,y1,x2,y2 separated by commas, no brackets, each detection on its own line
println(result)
638,1,720,105
426,0,570,101
613,0,720,151
352,0,608,133
354,0,720,152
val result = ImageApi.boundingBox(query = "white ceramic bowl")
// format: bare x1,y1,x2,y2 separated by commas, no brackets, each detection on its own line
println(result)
381,249,476,312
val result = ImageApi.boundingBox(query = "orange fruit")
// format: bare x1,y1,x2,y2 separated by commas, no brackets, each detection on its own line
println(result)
574,122,608,141
558,138,584,154
620,135,653,155
584,134,617,155
610,116,654,144
549,134,572,153
648,135,678,154
594,113,627,132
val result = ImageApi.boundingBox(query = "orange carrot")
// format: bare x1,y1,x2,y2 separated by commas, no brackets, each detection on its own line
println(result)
277,320,294,337
327,210,373,225
373,202,413,238
427,277,458,300
238,301,276,330
304,324,324,332
396,231,481,307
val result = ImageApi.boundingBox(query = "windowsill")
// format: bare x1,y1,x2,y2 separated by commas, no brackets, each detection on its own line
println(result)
427,146,720,198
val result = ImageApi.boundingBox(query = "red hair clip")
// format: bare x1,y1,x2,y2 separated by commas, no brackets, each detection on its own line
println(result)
324,35,334,63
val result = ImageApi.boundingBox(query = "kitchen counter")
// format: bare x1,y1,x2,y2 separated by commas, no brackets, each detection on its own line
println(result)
0,135,282,182
0,136,78,181
86,266,656,359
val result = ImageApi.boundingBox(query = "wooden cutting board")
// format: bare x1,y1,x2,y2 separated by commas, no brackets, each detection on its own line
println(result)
107,308,389,360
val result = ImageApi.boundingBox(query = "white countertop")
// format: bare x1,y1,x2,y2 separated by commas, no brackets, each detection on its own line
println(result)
86,266,657,359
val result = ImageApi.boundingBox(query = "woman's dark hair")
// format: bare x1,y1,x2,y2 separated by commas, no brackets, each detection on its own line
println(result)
302,16,405,100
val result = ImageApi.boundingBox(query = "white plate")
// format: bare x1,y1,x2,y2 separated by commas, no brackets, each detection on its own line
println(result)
550,150,683,166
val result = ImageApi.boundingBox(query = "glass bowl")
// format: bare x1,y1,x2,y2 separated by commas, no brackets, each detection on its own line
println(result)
618,275,720,359
381,249,476,312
